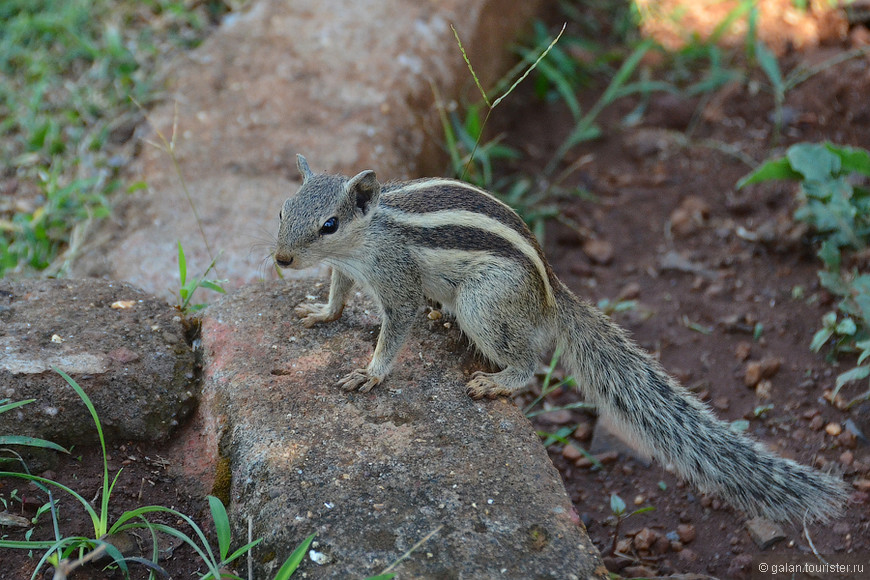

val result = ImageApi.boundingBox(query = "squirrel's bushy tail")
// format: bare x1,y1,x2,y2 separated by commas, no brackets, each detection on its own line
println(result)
555,288,848,522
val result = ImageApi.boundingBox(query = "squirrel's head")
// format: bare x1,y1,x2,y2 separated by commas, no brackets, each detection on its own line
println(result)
274,154,381,269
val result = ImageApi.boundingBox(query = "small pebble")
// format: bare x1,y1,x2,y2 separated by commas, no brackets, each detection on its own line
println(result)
825,422,843,436
622,565,657,578
677,548,700,565
582,238,614,265
561,444,584,462
809,415,825,431
840,450,854,467
633,527,657,551
746,517,786,550
676,523,696,544
572,422,593,442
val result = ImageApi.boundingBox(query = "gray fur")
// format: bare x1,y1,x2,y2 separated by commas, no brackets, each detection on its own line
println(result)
275,156,849,523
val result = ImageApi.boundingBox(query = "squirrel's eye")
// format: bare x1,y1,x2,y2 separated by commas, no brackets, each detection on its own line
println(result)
320,217,339,235
278,210,283,220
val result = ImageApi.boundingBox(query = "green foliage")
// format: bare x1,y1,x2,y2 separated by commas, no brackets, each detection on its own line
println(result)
524,348,592,421
273,533,316,580
0,0,234,277
608,493,654,520
443,1,757,240
750,28,870,143
548,38,674,172
177,241,226,313
441,22,566,237
524,349,598,468
739,142,870,407
0,368,311,579
607,493,655,555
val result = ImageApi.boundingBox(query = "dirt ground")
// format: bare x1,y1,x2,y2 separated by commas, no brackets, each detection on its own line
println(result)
506,17,870,580
4,7,870,580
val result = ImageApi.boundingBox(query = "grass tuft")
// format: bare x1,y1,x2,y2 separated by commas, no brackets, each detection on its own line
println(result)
0,0,236,277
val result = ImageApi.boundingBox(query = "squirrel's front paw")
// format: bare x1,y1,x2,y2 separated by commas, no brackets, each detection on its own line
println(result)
294,302,342,328
466,372,513,399
337,368,381,393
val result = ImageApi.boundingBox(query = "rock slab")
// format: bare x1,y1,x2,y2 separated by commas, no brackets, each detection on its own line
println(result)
0,279,197,446
200,280,607,579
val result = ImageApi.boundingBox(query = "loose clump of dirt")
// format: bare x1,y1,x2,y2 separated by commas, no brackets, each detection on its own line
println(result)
504,19,870,580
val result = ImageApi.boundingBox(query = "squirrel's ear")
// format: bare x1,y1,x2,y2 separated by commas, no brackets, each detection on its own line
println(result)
296,154,314,181
346,169,380,215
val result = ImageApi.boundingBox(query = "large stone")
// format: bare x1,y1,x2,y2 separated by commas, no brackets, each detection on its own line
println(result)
200,280,607,579
0,279,197,446
71,0,544,298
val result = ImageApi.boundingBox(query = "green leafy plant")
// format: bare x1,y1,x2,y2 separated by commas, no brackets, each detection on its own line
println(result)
752,34,870,143
547,38,673,173
177,241,226,313
0,368,309,579
739,142,870,407
607,493,654,556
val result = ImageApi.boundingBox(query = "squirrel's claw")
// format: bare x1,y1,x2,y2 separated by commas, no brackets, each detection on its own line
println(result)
294,302,343,328
337,368,381,393
466,371,512,399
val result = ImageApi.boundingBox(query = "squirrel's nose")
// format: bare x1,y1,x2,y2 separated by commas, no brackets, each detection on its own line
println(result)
274,255,293,268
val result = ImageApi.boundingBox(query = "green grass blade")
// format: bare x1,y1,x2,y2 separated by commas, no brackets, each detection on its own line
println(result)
597,39,655,108
708,0,755,44
27,536,94,580
0,539,67,550
827,143,870,176
520,51,581,121
0,399,36,414
208,495,232,561
135,522,223,579
177,241,188,287
52,367,111,536
198,280,227,294
491,23,566,110
435,88,462,175
0,435,68,453
552,39,655,168
610,79,675,100
273,533,316,580
222,538,263,564
451,24,491,107
111,505,219,569
755,39,783,96
96,538,130,574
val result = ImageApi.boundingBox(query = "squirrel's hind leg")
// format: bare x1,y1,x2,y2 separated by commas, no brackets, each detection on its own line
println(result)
453,270,551,399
